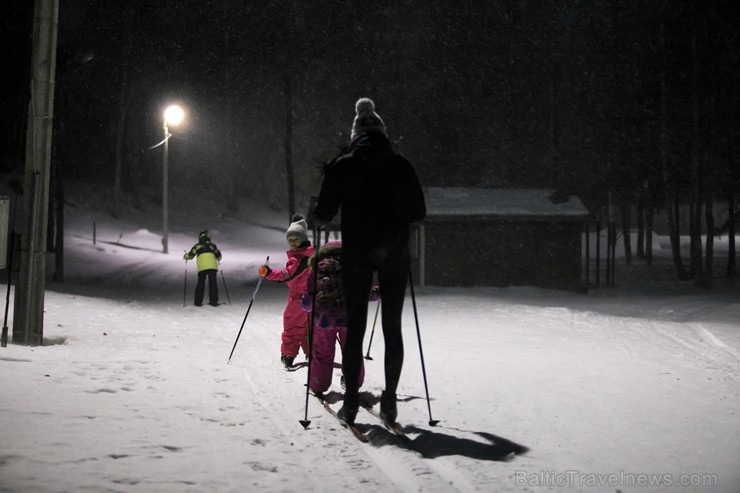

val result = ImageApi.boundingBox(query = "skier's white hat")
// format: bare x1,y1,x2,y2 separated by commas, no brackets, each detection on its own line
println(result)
351,97,387,139
286,214,308,243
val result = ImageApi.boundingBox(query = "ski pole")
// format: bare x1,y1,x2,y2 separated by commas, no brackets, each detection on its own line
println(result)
363,299,381,360
182,256,188,307
227,255,269,363
300,225,322,429
2,199,17,348
219,264,231,304
1,234,13,348
408,269,440,426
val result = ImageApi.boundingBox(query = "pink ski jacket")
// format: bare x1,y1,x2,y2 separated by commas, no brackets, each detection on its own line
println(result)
265,245,315,301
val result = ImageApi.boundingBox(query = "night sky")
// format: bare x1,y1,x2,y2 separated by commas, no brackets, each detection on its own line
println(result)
2,0,739,213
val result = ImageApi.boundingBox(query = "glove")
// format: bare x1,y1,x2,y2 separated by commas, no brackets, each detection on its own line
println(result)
369,285,381,302
258,265,271,278
300,292,313,312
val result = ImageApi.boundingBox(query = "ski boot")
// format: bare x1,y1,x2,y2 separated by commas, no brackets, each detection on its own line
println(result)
338,393,359,425
280,355,295,369
380,391,397,424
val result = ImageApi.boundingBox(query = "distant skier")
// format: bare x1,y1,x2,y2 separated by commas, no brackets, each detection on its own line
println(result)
313,97,426,425
183,230,222,307
259,214,315,370
301,240,376,394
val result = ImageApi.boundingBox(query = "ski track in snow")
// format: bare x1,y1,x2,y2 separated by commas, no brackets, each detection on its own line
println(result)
2,283,738,492
219,294,482,493
689,323,740,363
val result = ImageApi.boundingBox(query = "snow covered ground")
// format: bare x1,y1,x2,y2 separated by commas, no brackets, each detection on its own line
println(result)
1,181,739,493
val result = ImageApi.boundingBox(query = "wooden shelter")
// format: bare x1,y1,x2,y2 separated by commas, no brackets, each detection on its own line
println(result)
415,187,591,291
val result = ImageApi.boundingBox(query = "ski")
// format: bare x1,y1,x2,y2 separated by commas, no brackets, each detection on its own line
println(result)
284,362,308,373
360,401,410,441
313,393,369,443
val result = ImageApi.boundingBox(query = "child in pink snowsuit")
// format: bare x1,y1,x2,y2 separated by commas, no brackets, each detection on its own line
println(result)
259,214,315,369
302,241,375,394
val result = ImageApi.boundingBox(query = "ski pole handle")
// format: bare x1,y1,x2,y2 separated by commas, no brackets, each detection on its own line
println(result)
258,256,271,279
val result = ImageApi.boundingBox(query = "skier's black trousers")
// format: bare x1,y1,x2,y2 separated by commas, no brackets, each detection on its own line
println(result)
341,242,410,400
195,269,219,306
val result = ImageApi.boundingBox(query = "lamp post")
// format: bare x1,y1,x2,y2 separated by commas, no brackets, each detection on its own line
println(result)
162,104,184,254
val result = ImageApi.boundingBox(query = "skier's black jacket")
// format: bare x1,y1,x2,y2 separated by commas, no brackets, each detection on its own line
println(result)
313,131,426,250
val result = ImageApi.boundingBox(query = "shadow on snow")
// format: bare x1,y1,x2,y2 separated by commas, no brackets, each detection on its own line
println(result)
322,390,529,462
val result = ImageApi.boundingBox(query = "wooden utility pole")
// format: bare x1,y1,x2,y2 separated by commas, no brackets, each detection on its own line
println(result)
13,0,59,346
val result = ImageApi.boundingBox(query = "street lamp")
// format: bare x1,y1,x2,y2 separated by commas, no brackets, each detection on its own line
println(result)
162,104,184,254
